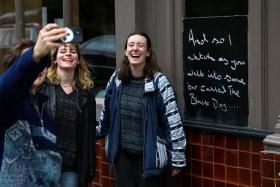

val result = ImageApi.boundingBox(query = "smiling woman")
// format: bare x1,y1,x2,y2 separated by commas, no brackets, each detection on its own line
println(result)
96,32,187,187
42,43,96,187
125,34,151,71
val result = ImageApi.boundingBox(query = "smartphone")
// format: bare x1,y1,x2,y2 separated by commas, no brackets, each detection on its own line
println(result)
60,27,83,43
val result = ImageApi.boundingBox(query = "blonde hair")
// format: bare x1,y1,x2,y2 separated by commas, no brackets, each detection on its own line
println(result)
47,43,93,90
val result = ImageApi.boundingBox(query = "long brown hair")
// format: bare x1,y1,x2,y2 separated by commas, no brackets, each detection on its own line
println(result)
118,32,160,83
47,43,93,90
0,39,35,74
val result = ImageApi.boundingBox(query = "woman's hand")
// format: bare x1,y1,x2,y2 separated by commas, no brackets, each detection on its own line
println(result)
33,23,67,62
172,168,182,176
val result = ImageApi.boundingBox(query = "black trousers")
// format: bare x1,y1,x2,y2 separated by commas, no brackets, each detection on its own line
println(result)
114,149,167,187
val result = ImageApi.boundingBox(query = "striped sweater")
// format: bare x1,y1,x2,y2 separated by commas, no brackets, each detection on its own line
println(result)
97,71,187,177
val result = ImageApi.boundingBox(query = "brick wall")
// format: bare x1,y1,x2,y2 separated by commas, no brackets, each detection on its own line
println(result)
90,128,277,187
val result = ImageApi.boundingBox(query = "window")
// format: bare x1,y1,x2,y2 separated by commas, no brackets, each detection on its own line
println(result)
79,0,115,90
185,0,248,17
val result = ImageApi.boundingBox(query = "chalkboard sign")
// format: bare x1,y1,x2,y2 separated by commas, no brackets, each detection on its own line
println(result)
183,16,248,126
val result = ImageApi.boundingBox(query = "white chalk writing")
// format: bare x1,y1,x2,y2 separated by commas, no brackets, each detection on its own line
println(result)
185,27,247,113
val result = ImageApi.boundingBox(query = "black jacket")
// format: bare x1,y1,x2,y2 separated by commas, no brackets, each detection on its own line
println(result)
41,80,96,187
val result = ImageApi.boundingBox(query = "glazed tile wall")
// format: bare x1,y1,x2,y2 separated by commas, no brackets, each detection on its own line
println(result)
261,151,280,186
90,128,278,187
184,129,264,187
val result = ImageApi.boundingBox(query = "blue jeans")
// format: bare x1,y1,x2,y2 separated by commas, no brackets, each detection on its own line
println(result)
60,171,78,187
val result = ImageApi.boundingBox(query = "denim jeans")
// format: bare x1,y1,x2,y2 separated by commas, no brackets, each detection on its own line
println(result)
60,171,78,187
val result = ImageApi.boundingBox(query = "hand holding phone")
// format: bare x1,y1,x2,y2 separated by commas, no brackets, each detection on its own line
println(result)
33,23,67,62
60,27,83,43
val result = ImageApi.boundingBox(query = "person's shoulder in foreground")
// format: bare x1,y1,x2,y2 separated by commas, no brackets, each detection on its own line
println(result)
0,23,67,186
